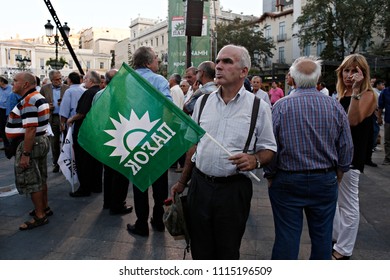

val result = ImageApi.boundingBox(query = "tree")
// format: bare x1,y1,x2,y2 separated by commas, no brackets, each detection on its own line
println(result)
294,0,389,61
216,18,275,70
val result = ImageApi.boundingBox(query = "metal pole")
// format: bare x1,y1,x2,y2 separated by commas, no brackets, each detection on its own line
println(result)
55,28,59,63
186,36,192,68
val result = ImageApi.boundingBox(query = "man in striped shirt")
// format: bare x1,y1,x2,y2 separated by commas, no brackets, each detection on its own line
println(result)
264,56,354,259
6,72,51,230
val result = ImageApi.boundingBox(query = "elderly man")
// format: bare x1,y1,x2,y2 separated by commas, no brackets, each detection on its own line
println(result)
126,46,172,237
67,71,103,197
183,61,218,115
40,70,68,172
264,56,353,259
0,75,13,149
251,75,271,107
172,45,277,259
168,73,184,109
6,72,51,230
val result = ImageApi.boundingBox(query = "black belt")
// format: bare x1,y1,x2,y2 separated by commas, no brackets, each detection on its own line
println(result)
282,167,336,174
194,167,244,183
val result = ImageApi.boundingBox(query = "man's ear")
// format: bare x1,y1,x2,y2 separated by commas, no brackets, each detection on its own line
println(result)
240,67,249,79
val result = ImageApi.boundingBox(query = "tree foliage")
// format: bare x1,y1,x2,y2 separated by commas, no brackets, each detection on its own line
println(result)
216,18,275,69
294,0,389,61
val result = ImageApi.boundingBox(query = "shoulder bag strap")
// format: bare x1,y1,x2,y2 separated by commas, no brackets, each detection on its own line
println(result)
243,96,260,153
197,93,210,124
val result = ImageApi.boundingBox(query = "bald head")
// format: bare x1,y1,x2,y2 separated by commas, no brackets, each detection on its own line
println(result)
290,56,322,88
105,69,118,85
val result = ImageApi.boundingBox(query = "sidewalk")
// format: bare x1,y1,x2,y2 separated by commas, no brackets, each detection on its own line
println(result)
1,139,390,260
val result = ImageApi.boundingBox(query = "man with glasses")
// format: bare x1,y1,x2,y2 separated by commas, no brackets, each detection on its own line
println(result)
40,70,68,172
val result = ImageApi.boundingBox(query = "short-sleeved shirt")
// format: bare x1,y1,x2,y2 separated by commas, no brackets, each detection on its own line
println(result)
5,89,50,139
192,86,277,177
73,85,100,138
59,84,85,119
0,84,12,109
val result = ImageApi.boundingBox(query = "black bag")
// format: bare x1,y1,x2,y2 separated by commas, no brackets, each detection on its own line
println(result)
4,137,23,159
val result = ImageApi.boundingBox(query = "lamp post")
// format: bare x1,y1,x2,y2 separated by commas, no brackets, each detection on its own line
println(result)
44,20,70,70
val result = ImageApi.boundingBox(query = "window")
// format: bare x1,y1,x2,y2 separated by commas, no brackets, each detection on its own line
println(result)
264,25,272,40
277,22,286,41
162,35,164,44
100,62,104,69
278,47,285,64
40,58,44,69
86,61,91,70
150,39,153,46
304,44,311,56
156,37,159,47
69,60,73,69
317,42,325,56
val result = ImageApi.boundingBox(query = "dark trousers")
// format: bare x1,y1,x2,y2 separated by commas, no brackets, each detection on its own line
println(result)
103,165,129,210
49,114,61,164
132,171,168,230
73,136,103,194
0,108,9,147
187,169,253,260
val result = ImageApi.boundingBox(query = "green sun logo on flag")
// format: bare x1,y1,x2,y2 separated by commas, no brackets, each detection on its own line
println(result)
104,110,160,163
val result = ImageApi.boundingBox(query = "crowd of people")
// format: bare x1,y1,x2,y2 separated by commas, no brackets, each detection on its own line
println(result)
1,43,389,260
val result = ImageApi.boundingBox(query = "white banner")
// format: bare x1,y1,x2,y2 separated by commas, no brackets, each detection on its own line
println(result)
58,128,79,190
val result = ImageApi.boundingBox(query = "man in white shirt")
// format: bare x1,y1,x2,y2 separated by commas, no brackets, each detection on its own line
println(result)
168,73,184,109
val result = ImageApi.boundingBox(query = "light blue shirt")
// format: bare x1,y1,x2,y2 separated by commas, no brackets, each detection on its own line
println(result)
135,68,172,101
6,92,20,115
254,88,271,107
192,86,277,177
52,86,61,114
0,84,12,109
59,84,85,119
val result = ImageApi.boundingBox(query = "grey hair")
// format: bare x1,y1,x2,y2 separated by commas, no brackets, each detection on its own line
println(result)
48,70,61,81
220,44,251,70
289,56,322,88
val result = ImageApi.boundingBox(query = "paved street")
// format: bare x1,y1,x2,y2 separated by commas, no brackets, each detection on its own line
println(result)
1,131,390,260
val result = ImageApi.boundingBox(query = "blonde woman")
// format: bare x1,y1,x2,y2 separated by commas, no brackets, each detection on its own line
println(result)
333,54,377,260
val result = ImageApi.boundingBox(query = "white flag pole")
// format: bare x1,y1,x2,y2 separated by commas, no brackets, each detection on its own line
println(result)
204,132,261,182
69,127,75,193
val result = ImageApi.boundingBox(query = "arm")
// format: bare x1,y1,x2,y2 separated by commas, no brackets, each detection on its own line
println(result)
171,145,196,196
348,90,376,126
19,127,36,169
228,149,275,171
67,113,85,126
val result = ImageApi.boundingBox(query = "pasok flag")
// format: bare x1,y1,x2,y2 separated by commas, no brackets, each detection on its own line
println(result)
78,63,205,191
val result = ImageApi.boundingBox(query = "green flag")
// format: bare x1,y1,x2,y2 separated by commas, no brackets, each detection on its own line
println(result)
78,63,205,191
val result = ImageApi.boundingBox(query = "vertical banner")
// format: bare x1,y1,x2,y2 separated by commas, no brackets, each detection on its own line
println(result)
168,0,211,76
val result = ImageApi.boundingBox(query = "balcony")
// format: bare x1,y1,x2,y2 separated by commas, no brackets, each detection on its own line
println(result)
277,33,287,42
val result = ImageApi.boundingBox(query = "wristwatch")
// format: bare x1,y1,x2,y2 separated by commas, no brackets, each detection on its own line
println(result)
254,154,261,169
22,151,31,156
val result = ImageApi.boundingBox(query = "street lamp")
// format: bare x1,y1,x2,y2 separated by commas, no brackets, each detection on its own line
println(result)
15,56,31,71
44,20,70,70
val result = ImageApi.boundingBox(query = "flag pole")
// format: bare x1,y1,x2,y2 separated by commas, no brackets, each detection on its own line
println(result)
69,127,75,193
204,132,261,182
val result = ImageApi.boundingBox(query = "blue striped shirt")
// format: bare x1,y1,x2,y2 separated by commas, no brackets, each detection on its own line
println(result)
264,88,353,176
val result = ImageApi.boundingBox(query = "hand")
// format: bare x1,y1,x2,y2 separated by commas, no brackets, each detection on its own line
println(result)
66,118,73,126
192,80,200,91
267,178,272,188
171,181,185,197
228,153,256,171
19,155,30,169
49,103,54,111
351,66,364,90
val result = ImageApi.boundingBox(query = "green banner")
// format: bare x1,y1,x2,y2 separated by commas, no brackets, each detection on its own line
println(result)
78,63,205,191
168,0,211,76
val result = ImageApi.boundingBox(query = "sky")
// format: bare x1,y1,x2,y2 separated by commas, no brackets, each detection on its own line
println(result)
0,0,263,40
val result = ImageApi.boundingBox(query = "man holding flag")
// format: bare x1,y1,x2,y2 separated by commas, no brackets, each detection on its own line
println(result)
125,46,173,236
171,45,277,259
